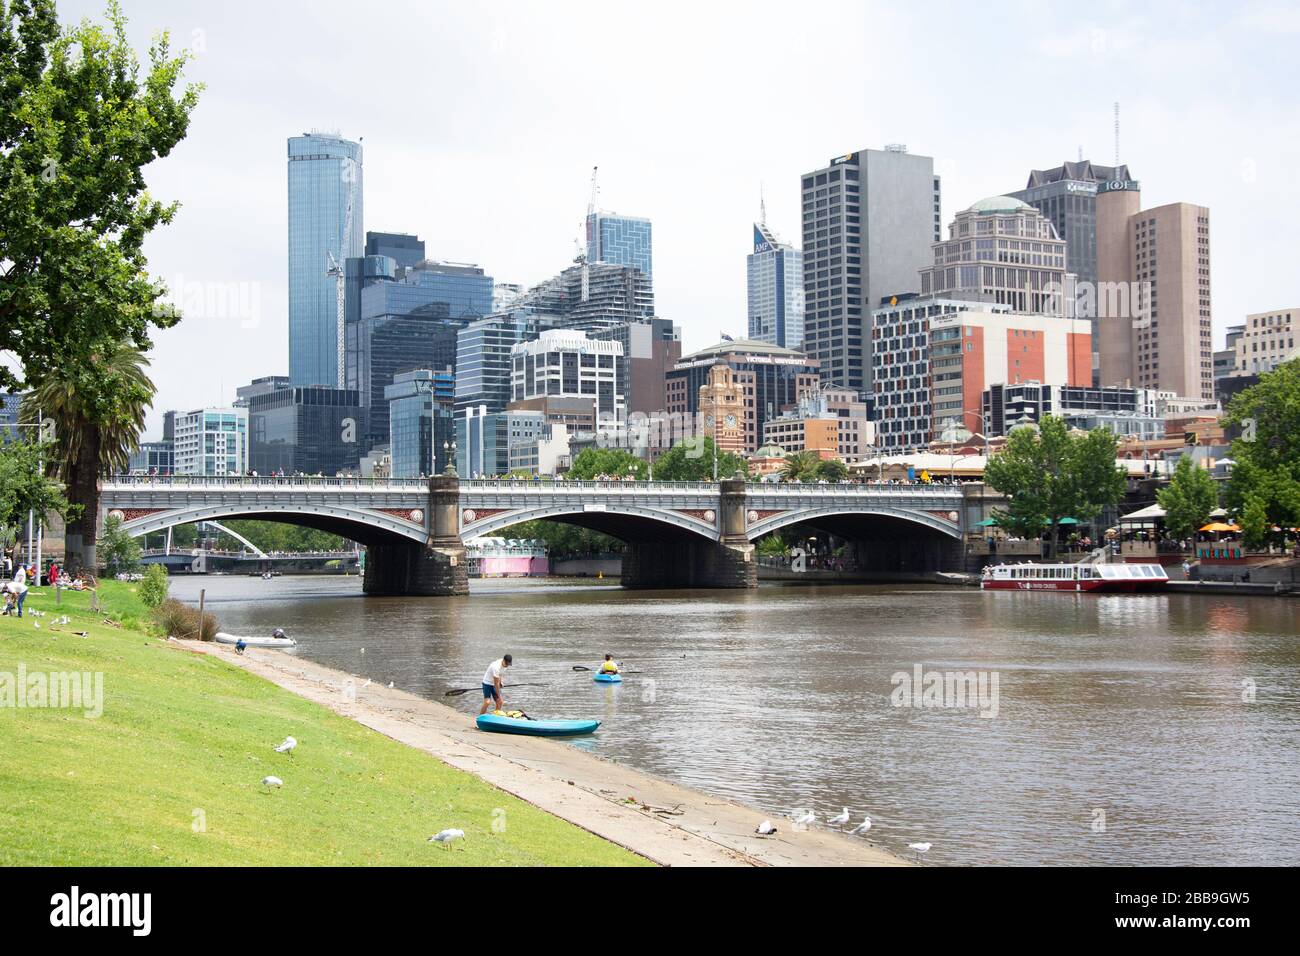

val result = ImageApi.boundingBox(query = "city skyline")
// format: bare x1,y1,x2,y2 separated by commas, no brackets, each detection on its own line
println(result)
48,0,1300,439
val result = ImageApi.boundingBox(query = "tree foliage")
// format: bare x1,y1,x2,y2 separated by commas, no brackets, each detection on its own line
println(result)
779,451,846,483
0,0,201,393
138,562,168,607
209,520,349,554
983,416,1126,558
1157,454,1219,541
98,513,140,573
1223,359,1300,546
651,438,748,481
0,436,74,552
565,447,647,480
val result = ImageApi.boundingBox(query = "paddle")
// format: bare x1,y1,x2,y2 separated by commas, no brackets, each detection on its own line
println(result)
443,682,548,697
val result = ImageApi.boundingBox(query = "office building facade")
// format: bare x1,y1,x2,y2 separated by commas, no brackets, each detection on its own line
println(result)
1096,181,1213,400
510,329,624,423
246,386,363,476
385,368,455,478
456,407,545,478
748,222,804,349
364,231,424,269
981,382,1162,438
800,146,940,393
455,309,558,413
288,132,363,387
1234,308,1297,375
519,260,654,331
588,318,681,418
173,407,249,476
586,211,652,281
920,196,1069,315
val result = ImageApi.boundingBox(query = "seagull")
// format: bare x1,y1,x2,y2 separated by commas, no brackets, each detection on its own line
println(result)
792,809,816,827
755,819,778,836
274,736,297,757
428,828,464,849
850,817,872,835
33,621,39,629
828,808,851,829
387,681,394,688
362,679,372,688
908,842,932,861
262,776,283,788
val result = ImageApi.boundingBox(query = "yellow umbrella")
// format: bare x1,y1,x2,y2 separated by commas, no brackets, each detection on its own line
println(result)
1199,522,1240,533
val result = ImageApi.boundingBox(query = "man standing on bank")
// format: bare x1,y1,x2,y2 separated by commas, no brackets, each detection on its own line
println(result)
480,654,513,715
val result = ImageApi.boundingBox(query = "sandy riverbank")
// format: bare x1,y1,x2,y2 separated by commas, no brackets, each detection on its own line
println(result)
187,641,906,867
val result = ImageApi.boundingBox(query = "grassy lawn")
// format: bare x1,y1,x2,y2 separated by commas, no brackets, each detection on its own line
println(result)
0,581,648,866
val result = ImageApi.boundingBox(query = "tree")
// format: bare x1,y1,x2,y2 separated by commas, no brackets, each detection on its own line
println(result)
566,447,647,480
780,451,821,483
0,436,74,559
21,340,153,570
500,519,622,558
0,0,201,393
983,416,1126,559
138,563,168,607
1223,359,1300,545
817,458,849,482
652,438,749,481
98,513,140,574
1157,454,1219,542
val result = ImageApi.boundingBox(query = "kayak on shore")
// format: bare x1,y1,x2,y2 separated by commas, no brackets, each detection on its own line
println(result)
476,713,600,737
214,631,298,649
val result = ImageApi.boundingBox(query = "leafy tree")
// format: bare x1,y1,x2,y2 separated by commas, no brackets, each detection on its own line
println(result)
1157,454,1219,542
817,458,849,482
983,415,1126,559
0,436,74,558
780,451,821,483
0,0,201,394
99,513,140,574
566,447,647,480
1223,359,1300,546
1239,496,1272,551
138,563,168,607
651,438,748,481
21,340,153,569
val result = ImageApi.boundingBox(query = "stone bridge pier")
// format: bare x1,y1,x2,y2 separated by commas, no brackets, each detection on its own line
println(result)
362,473,468,597
621,476,757,590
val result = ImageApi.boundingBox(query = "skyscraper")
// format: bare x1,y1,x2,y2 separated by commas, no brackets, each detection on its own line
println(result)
747,222,804,349
586,211,652,280
364,231,424,269
1096,179,1213,400
288,132,363,387
800,146,940,393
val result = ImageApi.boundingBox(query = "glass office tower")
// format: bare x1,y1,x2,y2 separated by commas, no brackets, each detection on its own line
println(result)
288,132,363,387
586,212,653,281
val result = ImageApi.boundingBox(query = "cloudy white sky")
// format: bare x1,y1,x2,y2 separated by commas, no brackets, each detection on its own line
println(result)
53,0,1300,438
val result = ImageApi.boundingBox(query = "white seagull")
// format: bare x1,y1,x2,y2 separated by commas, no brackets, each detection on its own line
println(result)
428,828,464,849
755,819,778,836
850,817,872,836
261,776,283,788
828,808,851,829
274,735,297,757
908,842,932,861
792,809,816,827
362,679,372,688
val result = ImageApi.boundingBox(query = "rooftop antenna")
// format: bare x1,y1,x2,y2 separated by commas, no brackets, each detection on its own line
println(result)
1077,144,1083,162
1113,101,1120,167
759,182,767,226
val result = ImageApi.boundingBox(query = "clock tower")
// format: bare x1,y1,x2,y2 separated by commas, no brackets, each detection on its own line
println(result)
698,362,746,455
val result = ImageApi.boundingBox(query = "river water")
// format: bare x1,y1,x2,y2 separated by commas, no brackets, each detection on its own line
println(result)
170,574,1300,866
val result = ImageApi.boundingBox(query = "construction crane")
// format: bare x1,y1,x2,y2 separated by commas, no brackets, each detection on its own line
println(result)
574,165,598,264
326,162,357,388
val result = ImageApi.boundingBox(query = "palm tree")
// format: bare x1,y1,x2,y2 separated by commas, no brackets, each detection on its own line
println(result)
20,341,154,570
780,451,821,483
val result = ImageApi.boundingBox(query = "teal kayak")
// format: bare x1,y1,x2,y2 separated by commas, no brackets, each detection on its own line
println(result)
593,672,623,684
475,713,600,737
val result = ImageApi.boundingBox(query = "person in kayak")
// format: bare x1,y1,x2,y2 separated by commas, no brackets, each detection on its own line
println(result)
480,654,513,715
598,654,619,675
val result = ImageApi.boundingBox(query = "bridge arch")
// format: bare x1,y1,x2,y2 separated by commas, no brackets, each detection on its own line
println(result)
747,506,963,542
116,504,429,548
464,504,720,543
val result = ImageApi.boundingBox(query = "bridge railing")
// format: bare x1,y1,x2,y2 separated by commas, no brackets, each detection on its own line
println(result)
104,475,429,491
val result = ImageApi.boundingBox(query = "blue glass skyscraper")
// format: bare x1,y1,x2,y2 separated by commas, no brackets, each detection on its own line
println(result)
586,212,653,281
288,132,364,387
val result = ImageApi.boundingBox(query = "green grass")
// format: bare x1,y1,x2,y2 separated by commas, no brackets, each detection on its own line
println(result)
0,581,649,866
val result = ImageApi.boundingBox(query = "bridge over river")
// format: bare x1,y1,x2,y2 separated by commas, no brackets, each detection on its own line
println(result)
101,473,977,595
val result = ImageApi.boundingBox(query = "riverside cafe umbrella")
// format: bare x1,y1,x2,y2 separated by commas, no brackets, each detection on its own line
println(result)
1199,522,1241,533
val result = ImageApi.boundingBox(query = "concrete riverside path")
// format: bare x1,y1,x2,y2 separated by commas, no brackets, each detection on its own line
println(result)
187,641,907,867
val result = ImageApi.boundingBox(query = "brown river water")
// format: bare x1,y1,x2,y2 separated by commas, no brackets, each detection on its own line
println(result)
170,575,1300,866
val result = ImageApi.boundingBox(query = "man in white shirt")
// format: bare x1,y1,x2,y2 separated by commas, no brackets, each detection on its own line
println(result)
479,654,513,715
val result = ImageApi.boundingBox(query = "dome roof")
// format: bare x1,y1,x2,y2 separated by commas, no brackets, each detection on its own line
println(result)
968,195,1034,214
